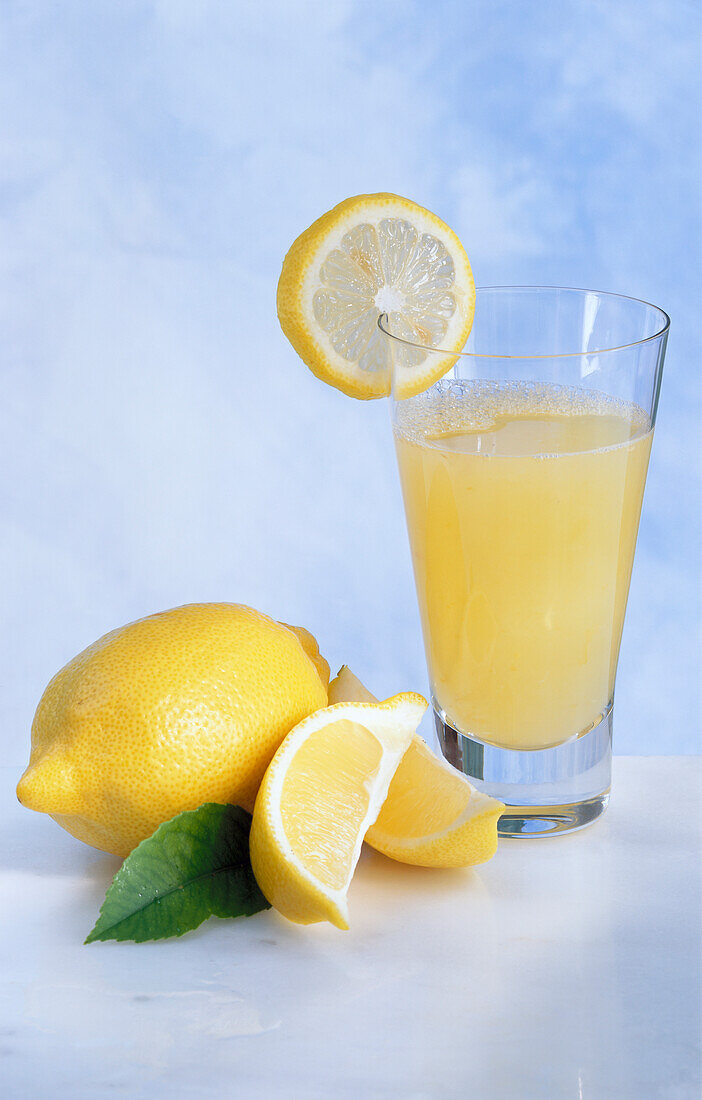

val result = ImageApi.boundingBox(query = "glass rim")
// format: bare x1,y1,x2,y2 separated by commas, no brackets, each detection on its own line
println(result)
378,285,670,361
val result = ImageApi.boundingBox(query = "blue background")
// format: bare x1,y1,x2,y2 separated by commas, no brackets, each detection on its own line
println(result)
2,0,700,760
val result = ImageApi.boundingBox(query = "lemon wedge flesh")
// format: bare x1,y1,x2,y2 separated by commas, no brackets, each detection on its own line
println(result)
328,667,504,868
277,192,475,400
249,693,427,929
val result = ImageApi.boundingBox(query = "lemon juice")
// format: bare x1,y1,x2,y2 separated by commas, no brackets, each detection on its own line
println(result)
394,380,652,751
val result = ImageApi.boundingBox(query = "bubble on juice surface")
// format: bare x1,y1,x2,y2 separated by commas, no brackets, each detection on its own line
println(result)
393,379,650,457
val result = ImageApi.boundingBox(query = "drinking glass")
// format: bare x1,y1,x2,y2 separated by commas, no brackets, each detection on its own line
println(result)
381,287,668,836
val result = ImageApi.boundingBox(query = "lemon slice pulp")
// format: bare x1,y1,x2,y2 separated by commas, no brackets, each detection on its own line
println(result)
277,193,475,400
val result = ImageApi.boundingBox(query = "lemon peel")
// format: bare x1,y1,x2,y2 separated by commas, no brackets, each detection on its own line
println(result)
17,604,329,857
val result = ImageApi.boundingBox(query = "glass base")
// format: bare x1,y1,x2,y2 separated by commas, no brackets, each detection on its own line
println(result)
434,701,613,838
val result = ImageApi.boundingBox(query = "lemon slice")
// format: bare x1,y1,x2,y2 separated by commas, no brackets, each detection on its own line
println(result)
277,193,475,400
249,692,427,928
328,667,504,868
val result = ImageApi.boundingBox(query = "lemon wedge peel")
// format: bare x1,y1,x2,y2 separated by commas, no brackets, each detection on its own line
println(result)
327,666,504,869
249,693,427,930
277,193,475,401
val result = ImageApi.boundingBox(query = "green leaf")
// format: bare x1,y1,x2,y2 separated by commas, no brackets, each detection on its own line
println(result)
85,803,270,943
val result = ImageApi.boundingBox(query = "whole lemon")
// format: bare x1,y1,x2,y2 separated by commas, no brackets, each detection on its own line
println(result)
17,603,329,857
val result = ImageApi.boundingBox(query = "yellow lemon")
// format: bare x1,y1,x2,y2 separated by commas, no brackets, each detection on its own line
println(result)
250,693,427,929
328,667,504,868
277,192,475,400
17,604,329,858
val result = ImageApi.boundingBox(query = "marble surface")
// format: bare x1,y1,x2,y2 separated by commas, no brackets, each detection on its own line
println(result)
2,758,700,1099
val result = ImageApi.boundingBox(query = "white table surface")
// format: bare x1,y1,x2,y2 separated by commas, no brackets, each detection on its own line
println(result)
2,758,700,1099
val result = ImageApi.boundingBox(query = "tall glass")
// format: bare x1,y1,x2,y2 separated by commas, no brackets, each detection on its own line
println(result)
382,287,668,837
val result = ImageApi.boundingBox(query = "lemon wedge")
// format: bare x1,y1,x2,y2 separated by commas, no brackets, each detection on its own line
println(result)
277,193,475,400
249,692,427,929
328,667,504,868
